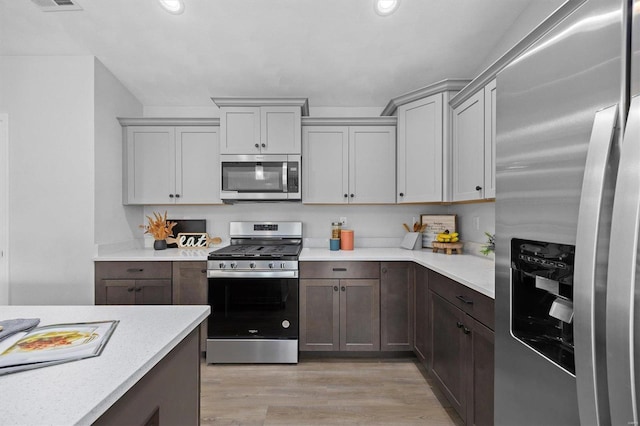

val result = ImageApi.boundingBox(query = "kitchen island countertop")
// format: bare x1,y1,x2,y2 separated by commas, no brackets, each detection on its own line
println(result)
0,305,209,425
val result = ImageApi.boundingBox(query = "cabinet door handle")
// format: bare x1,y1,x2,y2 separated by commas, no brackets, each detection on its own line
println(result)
135,287,142,292
456,321,464,329
255,143,260,148
169,194,174,198
350,194,354,198
334,286,339,291
399,193,404,197
127,287,134,292
382,267,387,274
462,326,471,335
201,269,207,274
175,194,180,198
332,268,347,272
475,185,482,191
261,143,266,148
127,268,144,273
456,295,474,305
344,194,348,198
341,286,346,292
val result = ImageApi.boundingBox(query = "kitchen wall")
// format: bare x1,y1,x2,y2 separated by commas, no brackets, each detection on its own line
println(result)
141,202,493,255
142,203,448,245
94,58,144,247
0,56,142,305
474,1,563,75
142,106,384,119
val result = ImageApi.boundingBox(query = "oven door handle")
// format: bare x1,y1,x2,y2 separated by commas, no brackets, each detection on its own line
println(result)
207,270,299,279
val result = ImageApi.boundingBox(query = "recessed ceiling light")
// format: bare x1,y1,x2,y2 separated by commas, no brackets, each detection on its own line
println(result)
374,0,400,16
159,0,184,14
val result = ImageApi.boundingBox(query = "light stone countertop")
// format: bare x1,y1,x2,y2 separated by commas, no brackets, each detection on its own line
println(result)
299,247,495,299
0,305,209,426
94,246,494,299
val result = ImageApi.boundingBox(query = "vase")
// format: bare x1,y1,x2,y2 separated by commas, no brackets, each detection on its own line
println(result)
153,239,167,250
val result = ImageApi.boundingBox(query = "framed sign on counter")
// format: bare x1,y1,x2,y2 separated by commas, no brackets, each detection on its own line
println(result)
420,214,456,248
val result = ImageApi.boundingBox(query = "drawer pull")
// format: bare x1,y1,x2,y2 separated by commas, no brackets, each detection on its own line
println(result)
456,295,474,305
332,268,347,272
127,268,144,273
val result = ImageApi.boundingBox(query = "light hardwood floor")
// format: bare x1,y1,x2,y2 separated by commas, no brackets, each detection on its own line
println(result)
200,357,463,425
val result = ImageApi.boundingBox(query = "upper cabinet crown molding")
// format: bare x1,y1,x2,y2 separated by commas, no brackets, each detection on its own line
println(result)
211,97,310,116
449,0,587,109
380,79,471,117
302,117,397,127
117,117,220,126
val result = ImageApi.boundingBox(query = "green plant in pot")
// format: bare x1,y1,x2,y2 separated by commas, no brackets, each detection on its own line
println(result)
480,232,495,256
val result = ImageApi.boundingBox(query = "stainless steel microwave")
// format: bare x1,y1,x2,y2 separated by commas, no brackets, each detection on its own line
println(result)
220,154,301,202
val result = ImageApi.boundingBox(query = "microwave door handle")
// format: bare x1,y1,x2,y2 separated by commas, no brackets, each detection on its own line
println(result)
282,162,288,193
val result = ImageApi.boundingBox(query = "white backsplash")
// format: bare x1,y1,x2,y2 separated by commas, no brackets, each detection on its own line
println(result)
138,201,495,249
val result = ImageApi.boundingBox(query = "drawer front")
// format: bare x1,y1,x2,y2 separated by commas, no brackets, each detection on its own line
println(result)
95,261,172,280
429,270,494,330
300,261,380,279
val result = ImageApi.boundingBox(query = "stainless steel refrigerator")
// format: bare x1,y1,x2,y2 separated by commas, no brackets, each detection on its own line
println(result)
495,0,640,424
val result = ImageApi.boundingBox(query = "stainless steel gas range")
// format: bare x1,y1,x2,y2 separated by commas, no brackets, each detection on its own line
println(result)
206,221,302,364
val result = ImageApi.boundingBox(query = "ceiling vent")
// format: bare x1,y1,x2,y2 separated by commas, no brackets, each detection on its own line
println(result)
31,0,83,12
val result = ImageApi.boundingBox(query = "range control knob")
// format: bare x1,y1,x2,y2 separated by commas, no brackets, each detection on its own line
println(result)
230,262,237,269
280,262,287,269
268,262,275,269
249,262,256,269
218,262,226,269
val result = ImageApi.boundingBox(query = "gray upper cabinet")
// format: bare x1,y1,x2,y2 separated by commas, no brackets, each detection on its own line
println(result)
451,78,497,202
396,93,444,203
212,98,308,155
381,79,470,203
120,118,221,205
302,125,349,204
302,118,396,204
483,79,497,199
452,90,485,201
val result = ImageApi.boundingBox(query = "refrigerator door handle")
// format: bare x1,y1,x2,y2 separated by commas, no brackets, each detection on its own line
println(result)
607,95,640,426
574,104,619,426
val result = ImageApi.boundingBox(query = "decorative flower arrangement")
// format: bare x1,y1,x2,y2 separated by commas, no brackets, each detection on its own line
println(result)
140,211,177,241
480,232,495,256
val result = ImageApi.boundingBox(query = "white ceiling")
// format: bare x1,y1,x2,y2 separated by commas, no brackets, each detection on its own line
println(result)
0,0,562,109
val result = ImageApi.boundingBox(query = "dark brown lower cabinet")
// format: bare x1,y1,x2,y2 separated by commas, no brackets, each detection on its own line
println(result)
428,270,495,426
299,278,380,351
380,262,414,351
430,292,468,416
93,327,200,426
172,261,208,351
413,264,429,364
95,261,172,305
468,318,495,426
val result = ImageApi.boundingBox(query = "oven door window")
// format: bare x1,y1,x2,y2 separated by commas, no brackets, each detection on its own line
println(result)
208,277,298,339
222,162,285,192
